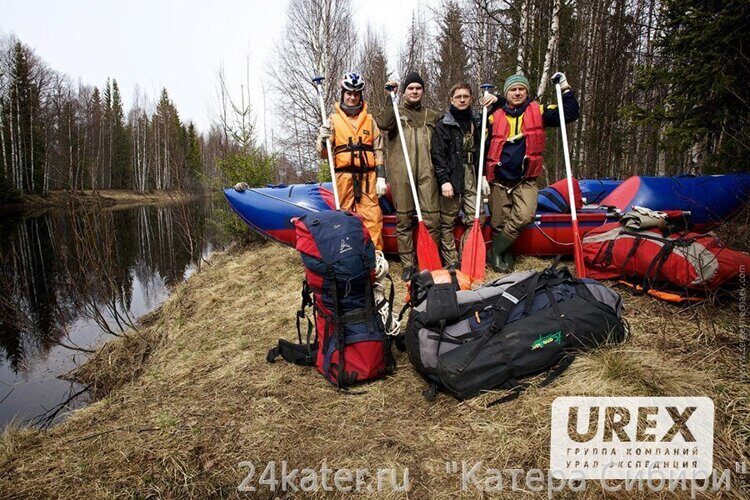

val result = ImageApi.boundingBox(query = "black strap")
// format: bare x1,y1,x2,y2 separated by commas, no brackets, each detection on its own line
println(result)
266,339,317,366
333,141,375,154
486,355,576,407
621,229,695,246
422,383,438,401
455,281,525,373
521,272,542,318
296,280,314,345
641,239,677,292
334,138,373,205
544,286,575,343
435,319,447,358
268,280,317,365
449,268,459,289
363,254,375,330
326,265,347,388
397,302,411,323
602,237,617,267
623,234,643,265
549,255,563,271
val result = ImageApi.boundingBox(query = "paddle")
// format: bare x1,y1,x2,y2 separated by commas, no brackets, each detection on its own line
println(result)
386,84,442,272
312,75,341,210
460,83,495,283
553,76,586,278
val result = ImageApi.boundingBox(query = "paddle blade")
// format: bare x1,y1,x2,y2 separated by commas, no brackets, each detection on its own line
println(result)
571,219,587,278
460,219,486,283
416,221,442,271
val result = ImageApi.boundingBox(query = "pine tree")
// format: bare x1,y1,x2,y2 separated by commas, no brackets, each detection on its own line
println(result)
433,1,469,106
110,79,130,188
637,0,750,172
185,123,202,184
398,11,434,110
88,86,102,192
358,27,390,115
102,79,112,188
7,42,44,193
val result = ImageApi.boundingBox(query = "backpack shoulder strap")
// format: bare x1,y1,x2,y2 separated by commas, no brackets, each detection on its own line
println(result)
267,280,317,365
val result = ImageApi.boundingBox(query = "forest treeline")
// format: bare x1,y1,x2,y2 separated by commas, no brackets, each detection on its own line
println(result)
267,0,749,185
0,36,209,201
2,0,748,202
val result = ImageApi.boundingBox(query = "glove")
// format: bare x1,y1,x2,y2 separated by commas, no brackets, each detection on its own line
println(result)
480,93,498,108
318,125,331,143
441,182,454,199
376,176,387,197
551,72,570,91
234,182,249,192
481,176,491,197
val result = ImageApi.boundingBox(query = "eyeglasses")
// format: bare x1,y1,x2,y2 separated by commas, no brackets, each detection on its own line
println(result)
453,94,472,100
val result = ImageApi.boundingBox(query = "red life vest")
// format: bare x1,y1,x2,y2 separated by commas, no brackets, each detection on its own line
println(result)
485,101,546,182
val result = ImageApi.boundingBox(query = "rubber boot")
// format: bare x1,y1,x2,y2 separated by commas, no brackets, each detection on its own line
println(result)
502,248,515,272
490,233,513,273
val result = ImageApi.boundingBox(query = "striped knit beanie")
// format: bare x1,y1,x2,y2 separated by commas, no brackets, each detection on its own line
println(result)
503,74,530,94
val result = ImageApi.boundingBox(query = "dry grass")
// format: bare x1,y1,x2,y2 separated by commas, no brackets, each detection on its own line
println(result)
0,245,748,498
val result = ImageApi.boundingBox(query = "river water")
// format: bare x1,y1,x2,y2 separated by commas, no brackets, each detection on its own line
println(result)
0,198,226,428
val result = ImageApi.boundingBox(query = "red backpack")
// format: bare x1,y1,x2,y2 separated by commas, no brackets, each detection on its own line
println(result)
582,224,750,302
267,211,393,387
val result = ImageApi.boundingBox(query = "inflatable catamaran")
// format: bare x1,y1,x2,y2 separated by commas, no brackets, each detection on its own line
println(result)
224,174,750,256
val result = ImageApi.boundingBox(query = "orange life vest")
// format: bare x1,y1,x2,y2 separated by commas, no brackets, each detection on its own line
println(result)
485,101,546,181
330,102,376,170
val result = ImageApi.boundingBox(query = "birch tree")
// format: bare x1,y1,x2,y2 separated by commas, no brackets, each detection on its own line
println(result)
267,0,355,174
535,0,560,98
515,0,528,74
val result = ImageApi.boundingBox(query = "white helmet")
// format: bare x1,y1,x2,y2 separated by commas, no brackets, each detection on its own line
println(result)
341,72,365,92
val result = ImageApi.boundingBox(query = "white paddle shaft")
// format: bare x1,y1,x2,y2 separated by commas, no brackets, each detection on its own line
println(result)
314,81,340,210
389,91,425,222
555,82,578,223
473,88,491,220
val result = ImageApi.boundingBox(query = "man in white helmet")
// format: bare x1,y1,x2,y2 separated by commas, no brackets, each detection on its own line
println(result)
317,72,388,250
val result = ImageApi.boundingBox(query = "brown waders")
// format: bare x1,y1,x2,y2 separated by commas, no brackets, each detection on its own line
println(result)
488,177,538,271
438,161,484,267
376,101,440,272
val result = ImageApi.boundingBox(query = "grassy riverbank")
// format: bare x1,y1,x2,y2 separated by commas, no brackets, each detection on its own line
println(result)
4,189,200,213
1,243,748,498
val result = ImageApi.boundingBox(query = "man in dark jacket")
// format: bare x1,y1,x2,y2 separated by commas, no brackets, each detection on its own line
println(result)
485,72,579,272
431,82,494,267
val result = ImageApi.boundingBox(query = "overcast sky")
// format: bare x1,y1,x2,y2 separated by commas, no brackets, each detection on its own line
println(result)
2,0,431,137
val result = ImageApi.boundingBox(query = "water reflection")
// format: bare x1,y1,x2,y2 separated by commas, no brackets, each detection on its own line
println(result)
0,199,223,427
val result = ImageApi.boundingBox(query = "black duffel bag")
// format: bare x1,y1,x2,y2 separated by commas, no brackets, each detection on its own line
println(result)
405,262,627,402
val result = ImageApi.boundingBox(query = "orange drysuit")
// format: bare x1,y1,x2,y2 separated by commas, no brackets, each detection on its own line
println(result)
319,102,385,249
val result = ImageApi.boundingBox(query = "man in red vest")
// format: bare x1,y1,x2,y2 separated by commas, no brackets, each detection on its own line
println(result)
485,72,579,271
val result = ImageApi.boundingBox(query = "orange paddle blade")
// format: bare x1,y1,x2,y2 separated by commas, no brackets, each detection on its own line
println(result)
460,219,486,283
416,221,442,271
571,219,587,278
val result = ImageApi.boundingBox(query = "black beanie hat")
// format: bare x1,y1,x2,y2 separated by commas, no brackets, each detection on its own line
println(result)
402,72,425,92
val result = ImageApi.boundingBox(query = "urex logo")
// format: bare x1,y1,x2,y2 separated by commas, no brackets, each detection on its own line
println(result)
550,397,714,479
